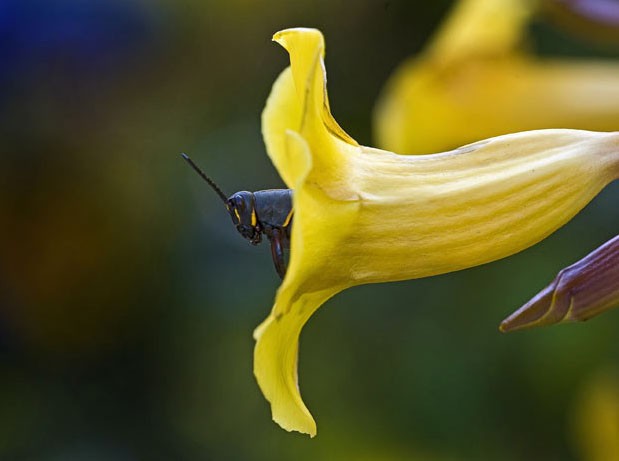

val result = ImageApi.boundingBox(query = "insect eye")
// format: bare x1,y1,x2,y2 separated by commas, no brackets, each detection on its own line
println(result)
226,199,240,225
234,195,246,210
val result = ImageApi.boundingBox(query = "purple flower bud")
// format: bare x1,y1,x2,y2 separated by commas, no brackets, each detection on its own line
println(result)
501,235,619,332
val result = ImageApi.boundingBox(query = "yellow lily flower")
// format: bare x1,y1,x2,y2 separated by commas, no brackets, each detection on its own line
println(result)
255,27,619,436
374,0,619,154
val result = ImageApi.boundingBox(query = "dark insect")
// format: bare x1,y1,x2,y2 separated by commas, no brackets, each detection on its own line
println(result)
181,153,293,279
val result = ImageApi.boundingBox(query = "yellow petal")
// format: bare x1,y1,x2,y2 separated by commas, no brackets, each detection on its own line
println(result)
261,68,304,188
256,27,619,436
262,28,357,189
253,284,339,437
428,0,532,65
374,0,619,154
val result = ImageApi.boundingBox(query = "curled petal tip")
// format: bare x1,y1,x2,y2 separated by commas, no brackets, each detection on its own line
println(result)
272,27,323,44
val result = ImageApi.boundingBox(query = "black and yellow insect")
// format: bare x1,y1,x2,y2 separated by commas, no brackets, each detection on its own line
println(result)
182,154,293,279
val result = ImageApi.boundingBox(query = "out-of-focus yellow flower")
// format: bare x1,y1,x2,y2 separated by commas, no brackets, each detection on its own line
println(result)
374,0,619,154
500,234,619,332
254,27,619,436
571,368,619,461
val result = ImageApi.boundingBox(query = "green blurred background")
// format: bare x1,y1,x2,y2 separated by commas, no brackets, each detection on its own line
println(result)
1,1,618,459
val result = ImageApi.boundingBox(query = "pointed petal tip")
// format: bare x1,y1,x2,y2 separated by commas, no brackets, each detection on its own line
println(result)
499,310,532,333
499,285,560,333
273,414,317,437
499,313,534,333
253,306,319,437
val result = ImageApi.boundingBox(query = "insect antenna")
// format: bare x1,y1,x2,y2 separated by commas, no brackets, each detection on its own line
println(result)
181,153,228,203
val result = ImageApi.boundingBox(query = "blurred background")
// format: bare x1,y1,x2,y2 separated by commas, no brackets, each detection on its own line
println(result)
0,0,618,459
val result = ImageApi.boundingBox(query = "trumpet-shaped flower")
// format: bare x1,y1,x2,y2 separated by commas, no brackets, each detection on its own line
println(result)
255,27,619,436
500,234,619,332
374,0,619,154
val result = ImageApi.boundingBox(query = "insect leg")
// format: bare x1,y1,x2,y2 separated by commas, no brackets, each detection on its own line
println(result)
269,227,287,279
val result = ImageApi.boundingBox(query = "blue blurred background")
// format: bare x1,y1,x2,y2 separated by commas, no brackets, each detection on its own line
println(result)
0,1,618,459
